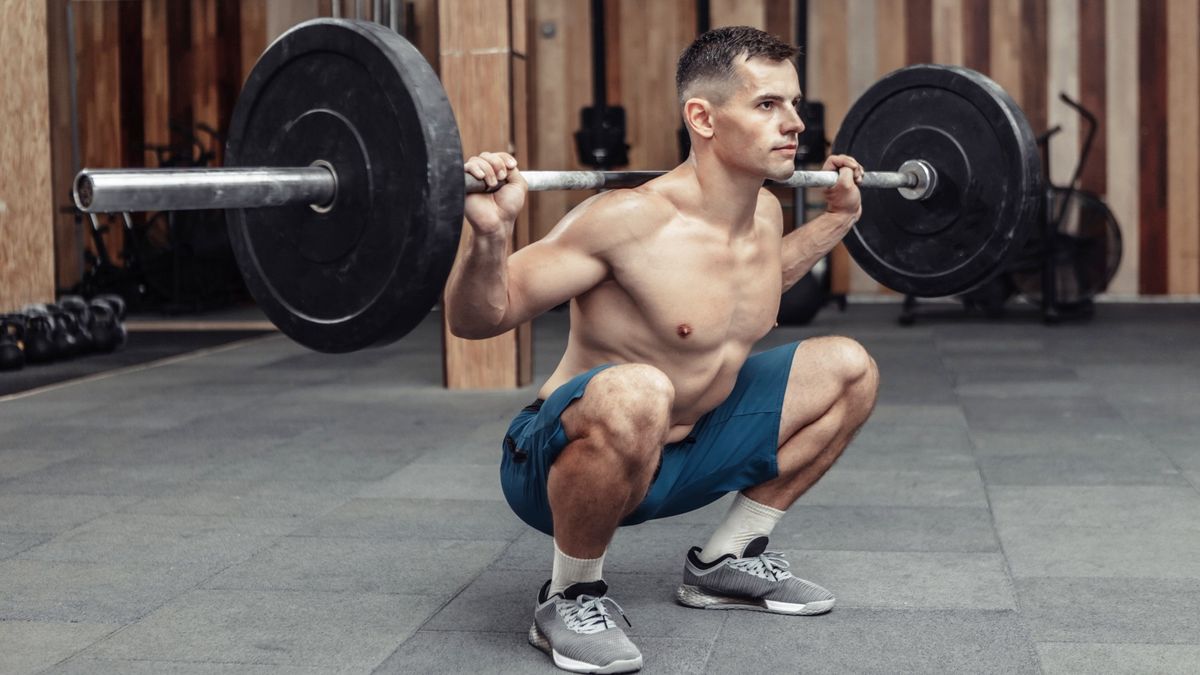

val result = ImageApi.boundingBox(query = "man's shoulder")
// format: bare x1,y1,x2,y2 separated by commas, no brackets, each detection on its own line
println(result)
554,187,678,244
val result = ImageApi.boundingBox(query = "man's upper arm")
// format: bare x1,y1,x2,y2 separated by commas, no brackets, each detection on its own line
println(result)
500,190,657,327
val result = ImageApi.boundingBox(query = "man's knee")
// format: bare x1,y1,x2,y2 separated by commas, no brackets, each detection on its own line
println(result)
565,363,674,459
802,336,878,395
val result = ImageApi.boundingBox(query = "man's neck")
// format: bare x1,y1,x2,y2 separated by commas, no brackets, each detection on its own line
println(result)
678,151,765,235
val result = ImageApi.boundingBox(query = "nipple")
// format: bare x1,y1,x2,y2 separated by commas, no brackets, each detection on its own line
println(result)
676,323,692,338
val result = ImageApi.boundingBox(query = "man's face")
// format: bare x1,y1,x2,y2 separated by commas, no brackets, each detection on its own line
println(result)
710,56,805,181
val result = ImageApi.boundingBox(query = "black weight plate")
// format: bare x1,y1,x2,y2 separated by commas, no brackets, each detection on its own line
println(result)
226,19,463,353
832,65,1042,297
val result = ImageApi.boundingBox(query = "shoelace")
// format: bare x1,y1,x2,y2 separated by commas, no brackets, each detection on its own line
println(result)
728,551,795,581
560,594,632,634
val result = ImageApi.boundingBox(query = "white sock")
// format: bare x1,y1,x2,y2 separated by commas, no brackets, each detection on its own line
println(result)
549,541,606,596
698,493,785,563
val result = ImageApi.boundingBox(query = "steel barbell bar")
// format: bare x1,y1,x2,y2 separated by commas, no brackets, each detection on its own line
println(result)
73,160,937,214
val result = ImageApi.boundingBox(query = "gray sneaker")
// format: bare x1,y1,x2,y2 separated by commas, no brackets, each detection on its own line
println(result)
676,536,835,615
529,579,643,674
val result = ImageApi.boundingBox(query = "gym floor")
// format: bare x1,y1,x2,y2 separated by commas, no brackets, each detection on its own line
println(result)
2,303,1199,674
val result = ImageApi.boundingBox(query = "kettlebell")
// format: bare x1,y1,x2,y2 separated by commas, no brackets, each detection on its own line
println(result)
88,301,118,353
46,306,79,358
95,293,127,321
22,312,56,363
58,296,95,354
0,315,25,371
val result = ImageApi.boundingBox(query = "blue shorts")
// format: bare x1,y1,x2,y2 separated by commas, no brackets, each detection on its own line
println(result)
499,341,800,536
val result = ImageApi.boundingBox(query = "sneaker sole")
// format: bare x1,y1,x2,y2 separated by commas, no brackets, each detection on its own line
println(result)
528,623,643,674
675,584,835,615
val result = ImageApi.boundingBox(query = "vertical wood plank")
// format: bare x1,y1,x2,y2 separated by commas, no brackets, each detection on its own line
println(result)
875,0,907,77
1166,0,1200,294
961,0,990,73
711,0,766,28
440,0,521,388
512,0,533,386
143,0,171,167
240,0,268,84
1138,0,1168,294
809,0,851,294
1046,0,1078,187
905,0,933,64
1077,0,1106,197
1019,0,1048,138
0,0,56,309
76,1,125,262
1105,0,1138,295
192,0,221,161
990,0,1023,107
47,0,82,290
529,0,593,242
846,0,880,293
931,0,963,65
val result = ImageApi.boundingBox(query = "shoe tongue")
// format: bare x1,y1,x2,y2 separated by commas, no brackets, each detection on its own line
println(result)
562,580,608,600
741,536,769,558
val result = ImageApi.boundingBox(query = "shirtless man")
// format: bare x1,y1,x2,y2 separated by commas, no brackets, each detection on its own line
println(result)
446,26,878,674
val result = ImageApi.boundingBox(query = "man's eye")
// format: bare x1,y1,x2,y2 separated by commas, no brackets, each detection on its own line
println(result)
759,101,773,110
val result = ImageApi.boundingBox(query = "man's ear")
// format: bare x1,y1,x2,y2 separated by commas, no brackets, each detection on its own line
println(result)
683,98,716,140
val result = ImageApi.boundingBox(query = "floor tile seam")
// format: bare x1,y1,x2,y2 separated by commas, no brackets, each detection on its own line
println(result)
1109,398,1200,497
697,611,729,675
1034,639,1200,647
41,623,131,674
368,532,528,673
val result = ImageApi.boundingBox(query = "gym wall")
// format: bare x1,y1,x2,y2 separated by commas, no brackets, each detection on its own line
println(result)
28,0,1200,306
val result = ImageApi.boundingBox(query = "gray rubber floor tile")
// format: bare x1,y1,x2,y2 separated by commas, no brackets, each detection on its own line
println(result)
1148,433,1200,471
955,379,1095,397
1014,577,1200,643
989,486,1200,531
83,589,440,669
0,423,147,456
970,428,1156,457
199,438,419,483
48,660,341,675
425,569,725,640
123,479,359,518
0,494,140,533
1036,643,1200,675
17,513,295,566
705,609,1038,674
772,505,999,552
797,468,989,508
294,498,528,541
358,464,505,500
781,549,1015,610
961,395,1133,434
491,523,713,575
0,447,91,480
977,448,1187,486
206,536,508,595
0,458,188,497
0,533,52,560
998,525,1200,578
375,630,712,675
864,404,967,428
0,619,117,675
937,337,1046,353
0,559,213,622
839,426,978,471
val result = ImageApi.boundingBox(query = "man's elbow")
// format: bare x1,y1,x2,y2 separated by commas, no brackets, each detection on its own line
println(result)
446,308,507,340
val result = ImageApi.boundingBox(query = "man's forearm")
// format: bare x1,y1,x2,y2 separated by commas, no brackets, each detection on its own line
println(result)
444,226,512,338
780,211,857,291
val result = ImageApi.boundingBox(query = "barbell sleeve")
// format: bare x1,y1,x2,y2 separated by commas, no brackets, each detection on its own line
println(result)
74,166,337,213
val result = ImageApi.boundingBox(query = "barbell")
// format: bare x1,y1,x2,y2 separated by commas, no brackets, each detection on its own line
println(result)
73,18,1042,353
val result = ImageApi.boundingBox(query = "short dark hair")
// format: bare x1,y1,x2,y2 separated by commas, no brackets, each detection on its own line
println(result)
675,26,797,105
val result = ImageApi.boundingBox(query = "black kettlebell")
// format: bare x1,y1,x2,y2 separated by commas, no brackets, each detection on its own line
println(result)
88,301,119,353
58,296,95,354
95,293,127,321
46,306,79,358
22,312,56,363
0,315,25,371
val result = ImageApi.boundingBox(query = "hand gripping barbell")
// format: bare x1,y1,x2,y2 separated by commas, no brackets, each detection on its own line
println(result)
73,19,1041,353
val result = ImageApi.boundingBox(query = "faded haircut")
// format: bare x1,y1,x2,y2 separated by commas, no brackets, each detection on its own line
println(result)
676,25,797,106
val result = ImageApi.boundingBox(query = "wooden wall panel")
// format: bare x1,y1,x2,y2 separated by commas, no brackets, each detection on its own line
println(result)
876,0,907,77
0,0,56,311
931,0,964,66
48,0,81,290
905,0,933,64
1046,0,1079,187
143,1,171,168
961,0,990,72
75,1,125,263
1166,0,1200,294
711,0,766,28
1138,0,1168,295
808,0,851,294
440,0,524,389
1077,0,1106,197
1105,0,1138,296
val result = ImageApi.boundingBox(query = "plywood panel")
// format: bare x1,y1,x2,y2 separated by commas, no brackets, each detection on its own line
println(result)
616,0,696,170
440,0,521,389
906,0,933,64
875,0,907,77
75,1,125,263
1019,0,1048,138
192,0,221,157
48,0,82,290
143,0,170,167
1138,0,1168,294
1165,0,1200,294
846,0,880,294
0,0,56,310
240,0,269,84
1046,0,1079,187
1105,0,1138,296
990,0,1023,106
529,0,593,242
